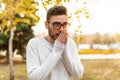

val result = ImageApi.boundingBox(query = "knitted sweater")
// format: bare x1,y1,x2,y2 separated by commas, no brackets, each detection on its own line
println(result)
26,37,84,80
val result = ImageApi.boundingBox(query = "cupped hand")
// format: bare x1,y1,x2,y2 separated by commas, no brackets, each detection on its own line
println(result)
56,30,68,44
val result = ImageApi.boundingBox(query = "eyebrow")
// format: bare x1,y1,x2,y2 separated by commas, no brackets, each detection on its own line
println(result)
52,21,68,24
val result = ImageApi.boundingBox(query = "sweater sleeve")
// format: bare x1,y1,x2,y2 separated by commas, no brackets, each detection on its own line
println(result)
62,38,84,80
26,39,65,80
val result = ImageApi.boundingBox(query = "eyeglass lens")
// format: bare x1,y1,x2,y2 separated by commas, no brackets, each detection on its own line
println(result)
52,22,68,30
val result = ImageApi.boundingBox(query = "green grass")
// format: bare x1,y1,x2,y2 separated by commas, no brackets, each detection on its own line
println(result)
0,59,120,80
81,59,120,80
0,63,27,80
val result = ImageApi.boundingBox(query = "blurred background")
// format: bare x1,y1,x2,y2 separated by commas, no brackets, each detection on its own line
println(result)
0,0,120,80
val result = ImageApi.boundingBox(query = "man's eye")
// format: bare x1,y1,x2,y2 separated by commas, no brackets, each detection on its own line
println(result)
54,23,61,27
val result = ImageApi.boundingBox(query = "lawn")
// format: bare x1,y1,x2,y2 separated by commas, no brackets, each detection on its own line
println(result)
0,59,120,80
81,59,120,80
0,63,27,80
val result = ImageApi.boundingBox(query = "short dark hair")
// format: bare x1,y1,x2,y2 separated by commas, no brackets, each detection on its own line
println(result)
46,6,67,22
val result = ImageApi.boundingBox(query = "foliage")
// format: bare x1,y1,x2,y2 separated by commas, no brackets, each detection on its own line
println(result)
92,32,101,44
73,26,83,46
41,0,66,10
114,33,120,43
0,28,9,50
13,22,34,59
0,0,39,58
0,0,39,31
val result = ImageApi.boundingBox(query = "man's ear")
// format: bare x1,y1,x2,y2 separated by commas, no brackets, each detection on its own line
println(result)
45,21,49,29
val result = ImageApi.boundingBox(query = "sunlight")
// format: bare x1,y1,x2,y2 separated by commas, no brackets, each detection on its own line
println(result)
0,2,5,13
82,0,120,34
33,0,120,36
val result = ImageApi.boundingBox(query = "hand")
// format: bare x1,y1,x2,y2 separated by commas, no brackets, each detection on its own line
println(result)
56,30,68,44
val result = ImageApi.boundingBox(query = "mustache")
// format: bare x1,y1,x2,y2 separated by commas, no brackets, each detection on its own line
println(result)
56,32,61,36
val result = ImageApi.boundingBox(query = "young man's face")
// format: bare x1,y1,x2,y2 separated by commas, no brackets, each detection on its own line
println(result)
46,15,68,40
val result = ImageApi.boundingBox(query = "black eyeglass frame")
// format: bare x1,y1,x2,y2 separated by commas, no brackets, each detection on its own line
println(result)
50,21,70,30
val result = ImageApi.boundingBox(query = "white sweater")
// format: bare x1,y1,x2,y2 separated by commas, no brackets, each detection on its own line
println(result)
26,37,84,80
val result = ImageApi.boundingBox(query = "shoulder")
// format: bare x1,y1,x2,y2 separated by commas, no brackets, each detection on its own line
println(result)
68,38,75,43
27,37,43,46
28,37,39,43
67,38,76,45
67,38,78,50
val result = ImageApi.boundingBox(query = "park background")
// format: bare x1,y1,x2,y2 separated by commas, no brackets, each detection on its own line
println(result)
0,0,120,80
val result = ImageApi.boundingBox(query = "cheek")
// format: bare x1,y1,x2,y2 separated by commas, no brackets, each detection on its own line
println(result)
49,26,61,37
49,27,55,35
49,27,56,34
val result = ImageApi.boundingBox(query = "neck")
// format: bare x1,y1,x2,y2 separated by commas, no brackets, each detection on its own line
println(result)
46,35,55,44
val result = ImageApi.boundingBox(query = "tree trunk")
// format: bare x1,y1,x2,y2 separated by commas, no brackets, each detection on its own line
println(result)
5,50,9,64
9,22,14,80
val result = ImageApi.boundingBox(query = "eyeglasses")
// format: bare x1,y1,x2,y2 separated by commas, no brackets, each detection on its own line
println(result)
51,21,69,30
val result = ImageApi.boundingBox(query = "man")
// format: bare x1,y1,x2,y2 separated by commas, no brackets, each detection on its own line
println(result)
26,6,84,80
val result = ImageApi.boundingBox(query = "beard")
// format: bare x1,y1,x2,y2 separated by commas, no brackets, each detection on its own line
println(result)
48,27,60,40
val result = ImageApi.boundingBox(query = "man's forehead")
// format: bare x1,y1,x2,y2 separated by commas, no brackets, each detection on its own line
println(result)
50,15,68,22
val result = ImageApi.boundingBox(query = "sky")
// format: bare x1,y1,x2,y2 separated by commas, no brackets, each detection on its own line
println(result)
81,0,120,34
33,0,120,35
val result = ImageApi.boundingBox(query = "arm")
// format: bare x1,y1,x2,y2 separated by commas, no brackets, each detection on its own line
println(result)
62,38,84,80
26,39,65,80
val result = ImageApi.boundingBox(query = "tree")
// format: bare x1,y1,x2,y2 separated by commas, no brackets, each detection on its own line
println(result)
13,22,34,59
0,0,39,80
114,33,120,43
93,32,101,44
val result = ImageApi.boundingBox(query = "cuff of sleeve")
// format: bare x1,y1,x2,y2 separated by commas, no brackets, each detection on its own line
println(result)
53,41,65,54
54,41,65,48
